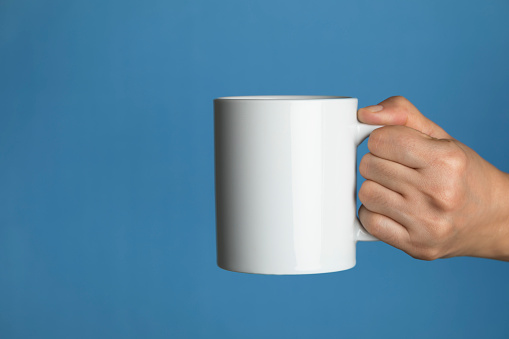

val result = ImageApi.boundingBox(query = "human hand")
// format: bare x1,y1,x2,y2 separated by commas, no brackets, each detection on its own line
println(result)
357,96,509,261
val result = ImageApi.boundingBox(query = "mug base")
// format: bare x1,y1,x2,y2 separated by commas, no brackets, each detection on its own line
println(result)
217,262,356,275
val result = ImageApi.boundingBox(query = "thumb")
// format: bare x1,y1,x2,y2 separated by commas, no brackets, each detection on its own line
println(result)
358,96,450,139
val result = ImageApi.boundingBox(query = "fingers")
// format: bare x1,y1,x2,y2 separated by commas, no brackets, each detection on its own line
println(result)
358,179,412,227
358,205,411,252
367,125,439,169
359,152,419,196
358,96,450,139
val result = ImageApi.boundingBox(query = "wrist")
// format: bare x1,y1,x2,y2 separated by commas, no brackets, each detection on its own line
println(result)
490,171,509,260
469,169,509,261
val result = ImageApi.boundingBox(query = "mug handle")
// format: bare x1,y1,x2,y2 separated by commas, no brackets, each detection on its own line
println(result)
354,122,384,242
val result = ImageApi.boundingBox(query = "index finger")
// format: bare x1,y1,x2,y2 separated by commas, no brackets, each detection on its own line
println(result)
367,125,436,169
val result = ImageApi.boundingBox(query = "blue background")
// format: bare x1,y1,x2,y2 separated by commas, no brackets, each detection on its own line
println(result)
1,0,509,338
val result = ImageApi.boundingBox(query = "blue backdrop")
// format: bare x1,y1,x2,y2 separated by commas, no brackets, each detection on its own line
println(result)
1,1,508,338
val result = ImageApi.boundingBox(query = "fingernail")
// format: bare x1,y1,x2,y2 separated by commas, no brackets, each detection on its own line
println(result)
363,105,384,113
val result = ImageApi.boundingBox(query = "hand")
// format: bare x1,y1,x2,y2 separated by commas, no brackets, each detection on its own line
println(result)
357,96,509,261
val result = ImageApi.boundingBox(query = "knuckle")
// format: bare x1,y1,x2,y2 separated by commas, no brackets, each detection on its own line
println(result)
363,212,385,238
428,141,468,210
429,177,465,212
358,182,369,203
358,180,377,204
437,185,463,211
419,248,441,261
406,218,455,261
408,246,442,261
367,127,385,152
437,141,468,173
368,125,418,157
359,154,370,177
390,95,411,107
388,96,412,115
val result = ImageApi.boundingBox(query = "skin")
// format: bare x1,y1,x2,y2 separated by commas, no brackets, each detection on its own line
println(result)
357,96,509,261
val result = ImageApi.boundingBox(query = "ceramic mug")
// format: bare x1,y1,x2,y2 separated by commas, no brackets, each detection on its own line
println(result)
214,96,381,275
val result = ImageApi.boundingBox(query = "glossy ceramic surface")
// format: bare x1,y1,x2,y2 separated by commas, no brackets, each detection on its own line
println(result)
214,96,379,275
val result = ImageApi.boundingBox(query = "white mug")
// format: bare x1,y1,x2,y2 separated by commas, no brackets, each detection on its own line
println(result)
214,96,381,275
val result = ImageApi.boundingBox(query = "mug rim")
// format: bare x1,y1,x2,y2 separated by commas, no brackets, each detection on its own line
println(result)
214,95,355,101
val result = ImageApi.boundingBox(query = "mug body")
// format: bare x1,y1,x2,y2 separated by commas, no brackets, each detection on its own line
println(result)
214,96,360,274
